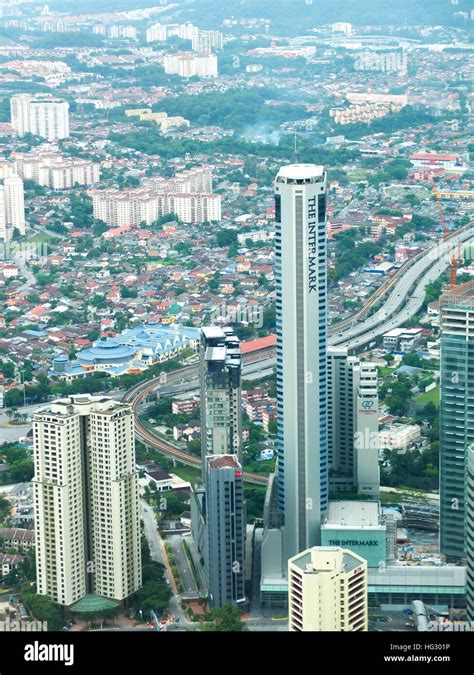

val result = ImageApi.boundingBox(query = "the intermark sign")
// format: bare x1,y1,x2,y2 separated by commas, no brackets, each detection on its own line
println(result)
308,195,318,293
328,539,378,547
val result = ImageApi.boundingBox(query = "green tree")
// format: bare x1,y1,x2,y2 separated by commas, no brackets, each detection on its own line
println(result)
202,603,247,632
21,592,64,632
0,497,11,522
4,389,23,408
10,459,34,482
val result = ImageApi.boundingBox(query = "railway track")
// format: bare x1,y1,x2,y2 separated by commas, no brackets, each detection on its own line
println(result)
124,357,269,486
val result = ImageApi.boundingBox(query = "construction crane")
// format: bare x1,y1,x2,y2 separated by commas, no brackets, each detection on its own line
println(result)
430,176,461,289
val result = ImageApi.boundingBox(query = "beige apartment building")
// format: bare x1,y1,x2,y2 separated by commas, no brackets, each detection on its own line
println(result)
32,395,141,607
90,166,221,227
288,547,368,631
13,150,100,189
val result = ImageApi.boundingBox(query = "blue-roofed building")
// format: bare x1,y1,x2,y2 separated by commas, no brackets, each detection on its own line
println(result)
51,324,201,380
77,342,137,367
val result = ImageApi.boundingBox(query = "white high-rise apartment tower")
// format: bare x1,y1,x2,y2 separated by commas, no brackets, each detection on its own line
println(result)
33,395,141,607
10,94,70,141
0,174,26,240
4,175,25,236
288,546,368,631
328,347,380,497
274,164,328,561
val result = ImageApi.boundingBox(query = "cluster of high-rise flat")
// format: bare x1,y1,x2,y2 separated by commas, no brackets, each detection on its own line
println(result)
146,21,223,53
12,148,100,190
90,166,221,226
29,163,378,629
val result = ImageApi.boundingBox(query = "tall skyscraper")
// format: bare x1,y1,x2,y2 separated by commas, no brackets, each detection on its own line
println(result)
274,163,328,560
10,94,70,141
0,174,25,240
328,347,380,497
466,444,474,621
288,546,368,631
33,395,141,606
204,454,245,608
439,281,474,560
192,326,245,608
200,326,242,475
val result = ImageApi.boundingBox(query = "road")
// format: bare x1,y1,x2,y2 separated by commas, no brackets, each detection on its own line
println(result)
18,265,36,292
140,499,194,627
123,356,275,485
140,500,166,568
0,414,30,443
330,225,474,351
167,534,199,597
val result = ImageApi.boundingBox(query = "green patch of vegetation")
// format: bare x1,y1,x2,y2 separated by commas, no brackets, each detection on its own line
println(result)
171,465,201,486
378,366,396,377
415,386,440,406
200,603,247,632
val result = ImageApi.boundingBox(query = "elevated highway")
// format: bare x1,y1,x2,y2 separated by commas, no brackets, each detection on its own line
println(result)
125,222,473,474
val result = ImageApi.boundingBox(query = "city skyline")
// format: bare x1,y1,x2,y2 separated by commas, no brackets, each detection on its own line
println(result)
0,0,472,661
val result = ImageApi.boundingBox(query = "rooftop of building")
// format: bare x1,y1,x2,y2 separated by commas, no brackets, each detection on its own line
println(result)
290,546,364,574
383,327,423,337
147,470,173,481
409,153,460,160
440,280,474,310
276,163,325,182
322,500,382,529
0,527,35,541
240,334,276,354
34,395,129,418
207,454,241,470
205,345,227,362
201,326,227,339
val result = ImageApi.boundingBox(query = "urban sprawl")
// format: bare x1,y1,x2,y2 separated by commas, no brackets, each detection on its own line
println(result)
0,0,473,637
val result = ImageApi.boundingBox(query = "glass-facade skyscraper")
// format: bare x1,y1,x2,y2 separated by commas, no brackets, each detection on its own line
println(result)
199,326,242,478
440,281,474,560
466,444,474,620
274,163,328,560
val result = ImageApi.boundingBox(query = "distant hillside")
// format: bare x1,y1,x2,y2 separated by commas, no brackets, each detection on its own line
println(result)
48,0,474,31
188,0,474,31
